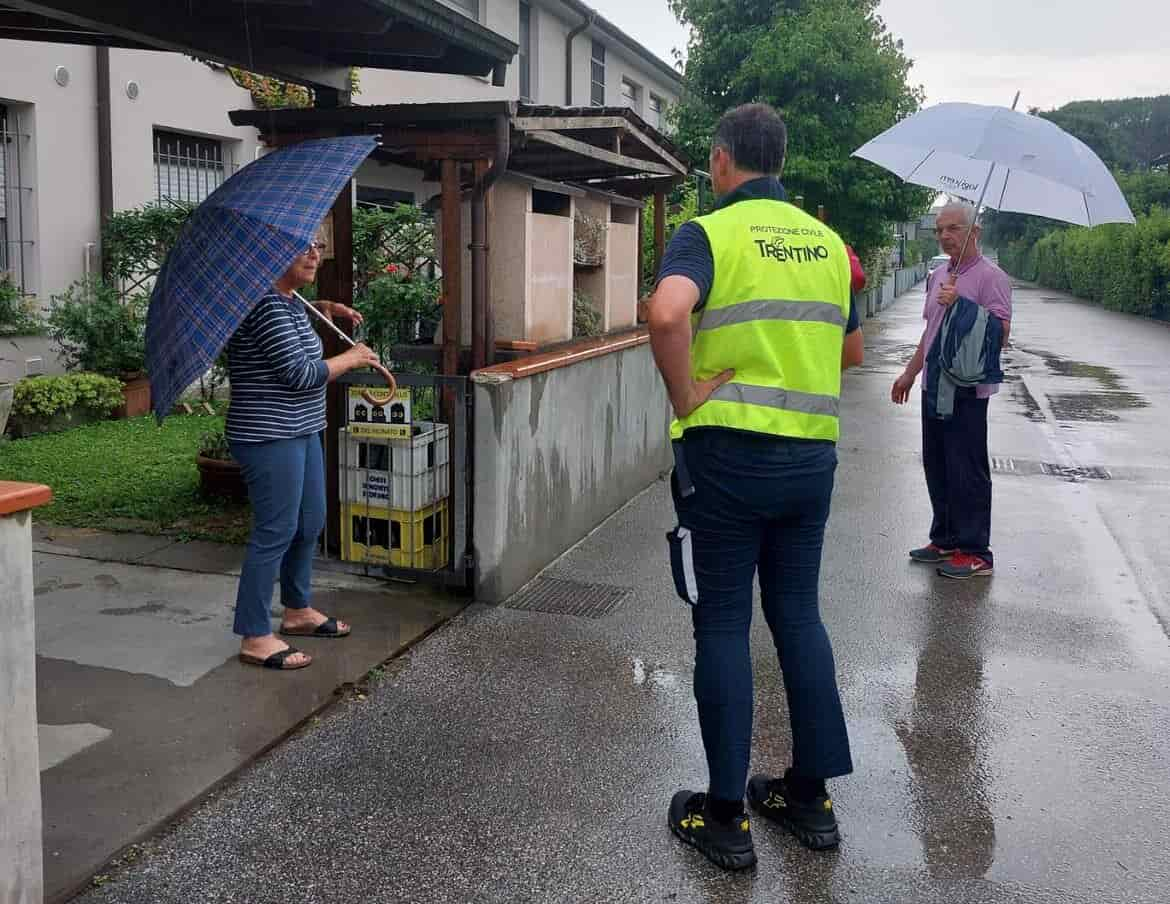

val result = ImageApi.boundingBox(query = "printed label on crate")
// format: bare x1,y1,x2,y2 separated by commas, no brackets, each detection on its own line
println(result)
354,471,392,505
347,386,412,439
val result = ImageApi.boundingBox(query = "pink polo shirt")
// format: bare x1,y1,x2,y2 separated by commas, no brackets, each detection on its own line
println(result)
923,255,1013,398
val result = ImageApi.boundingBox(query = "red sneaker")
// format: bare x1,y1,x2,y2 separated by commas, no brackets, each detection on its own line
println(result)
937,553,993,579
909,543,956,564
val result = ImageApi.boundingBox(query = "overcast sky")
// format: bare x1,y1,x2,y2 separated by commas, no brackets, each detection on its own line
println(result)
588,0,1170,111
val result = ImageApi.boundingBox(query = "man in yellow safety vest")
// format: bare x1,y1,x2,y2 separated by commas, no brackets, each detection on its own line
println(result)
648,103,864,871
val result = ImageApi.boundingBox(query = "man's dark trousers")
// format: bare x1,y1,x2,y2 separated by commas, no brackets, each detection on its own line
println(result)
672,427,853,803
922,388,993,563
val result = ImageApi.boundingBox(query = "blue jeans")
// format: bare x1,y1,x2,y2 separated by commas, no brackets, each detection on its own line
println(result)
671,428,853,802
922,390,993,563
230,434,326,638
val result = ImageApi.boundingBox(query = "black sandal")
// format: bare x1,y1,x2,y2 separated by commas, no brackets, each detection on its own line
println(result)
279,616,351,639
239,646,312,670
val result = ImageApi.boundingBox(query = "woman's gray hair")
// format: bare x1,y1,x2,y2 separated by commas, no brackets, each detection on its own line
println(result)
939,200,978,226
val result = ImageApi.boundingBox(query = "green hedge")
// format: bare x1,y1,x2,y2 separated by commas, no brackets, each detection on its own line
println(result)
1000,207,1170,318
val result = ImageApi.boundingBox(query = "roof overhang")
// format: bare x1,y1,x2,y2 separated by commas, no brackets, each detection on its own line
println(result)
0,0,517,97
229,100,691,192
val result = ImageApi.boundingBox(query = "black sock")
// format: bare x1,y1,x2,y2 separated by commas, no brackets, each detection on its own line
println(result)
708,796,745,823
784,767,827,802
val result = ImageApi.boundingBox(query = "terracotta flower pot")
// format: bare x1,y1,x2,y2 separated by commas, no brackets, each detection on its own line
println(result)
113,373,152,420
196,454,248,501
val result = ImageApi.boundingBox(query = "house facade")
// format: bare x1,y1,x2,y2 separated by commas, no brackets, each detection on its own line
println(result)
0,0,682,304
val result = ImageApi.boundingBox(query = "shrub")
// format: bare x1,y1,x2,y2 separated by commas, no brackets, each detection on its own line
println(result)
573,290,603,338
0,274,41,336
354,269,442,361
47,278,147,377
1000,208,1170,319
11,373,124,419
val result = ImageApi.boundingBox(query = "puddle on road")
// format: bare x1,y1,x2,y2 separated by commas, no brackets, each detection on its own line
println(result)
1012,347,1150,424
1047,392,1149,422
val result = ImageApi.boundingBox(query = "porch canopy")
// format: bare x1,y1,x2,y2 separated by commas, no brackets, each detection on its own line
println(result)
229,101,689,189
228,99,691,371
0,0,517,100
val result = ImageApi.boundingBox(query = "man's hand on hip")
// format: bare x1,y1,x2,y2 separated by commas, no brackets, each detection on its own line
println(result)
672,370,736,419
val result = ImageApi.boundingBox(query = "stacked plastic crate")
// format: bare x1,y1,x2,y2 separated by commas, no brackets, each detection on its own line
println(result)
339,387,450,570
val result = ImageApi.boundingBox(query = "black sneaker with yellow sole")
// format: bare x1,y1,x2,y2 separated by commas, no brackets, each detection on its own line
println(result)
747,774,840,850
668,790,757,871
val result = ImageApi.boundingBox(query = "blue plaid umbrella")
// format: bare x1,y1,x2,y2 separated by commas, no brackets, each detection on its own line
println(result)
145,135,377,420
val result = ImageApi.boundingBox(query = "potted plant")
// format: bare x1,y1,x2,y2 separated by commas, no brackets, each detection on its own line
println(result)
47,278,151,418
196,429,248,501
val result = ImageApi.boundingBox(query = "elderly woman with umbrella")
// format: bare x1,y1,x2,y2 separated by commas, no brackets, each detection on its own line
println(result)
147,136,395,671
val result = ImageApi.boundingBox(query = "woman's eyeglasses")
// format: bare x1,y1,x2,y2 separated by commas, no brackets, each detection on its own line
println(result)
298,242,327,257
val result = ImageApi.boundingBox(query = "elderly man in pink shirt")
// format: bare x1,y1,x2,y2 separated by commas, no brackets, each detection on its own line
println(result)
892,201,1012,579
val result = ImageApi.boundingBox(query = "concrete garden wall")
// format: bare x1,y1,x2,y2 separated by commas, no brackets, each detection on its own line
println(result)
472,334,671,603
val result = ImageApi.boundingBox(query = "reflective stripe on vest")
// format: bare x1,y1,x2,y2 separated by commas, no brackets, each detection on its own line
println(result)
697,298,847,332
671,199,852,443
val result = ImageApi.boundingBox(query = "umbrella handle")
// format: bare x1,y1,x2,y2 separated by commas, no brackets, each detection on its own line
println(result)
295,291,398,404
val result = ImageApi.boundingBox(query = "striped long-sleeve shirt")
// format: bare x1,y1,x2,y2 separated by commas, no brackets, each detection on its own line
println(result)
225,293,329,443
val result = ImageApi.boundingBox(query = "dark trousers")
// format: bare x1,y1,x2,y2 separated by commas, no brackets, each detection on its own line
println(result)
230,434,326,637
671,429,853,803
922,391,993,562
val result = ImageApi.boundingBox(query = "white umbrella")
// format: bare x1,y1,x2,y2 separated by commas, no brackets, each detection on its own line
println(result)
853,98,1136,234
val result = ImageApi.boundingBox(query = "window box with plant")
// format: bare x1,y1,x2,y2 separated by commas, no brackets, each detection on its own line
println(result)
5,373,125,438
195,429,248,501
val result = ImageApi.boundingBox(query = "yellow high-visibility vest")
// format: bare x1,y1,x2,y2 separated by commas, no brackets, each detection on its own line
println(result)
671,198,852,442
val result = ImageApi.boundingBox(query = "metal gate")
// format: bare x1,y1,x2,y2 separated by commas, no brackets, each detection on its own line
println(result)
323,371,473,590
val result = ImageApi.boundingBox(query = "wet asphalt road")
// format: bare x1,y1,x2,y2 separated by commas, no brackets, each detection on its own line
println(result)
75,280,1170,904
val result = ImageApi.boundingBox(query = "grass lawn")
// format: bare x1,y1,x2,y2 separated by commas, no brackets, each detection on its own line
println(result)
0,409,251,543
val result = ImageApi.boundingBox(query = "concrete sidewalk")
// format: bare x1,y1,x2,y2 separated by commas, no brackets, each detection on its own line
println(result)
56,281,1170,903
32,526,464,903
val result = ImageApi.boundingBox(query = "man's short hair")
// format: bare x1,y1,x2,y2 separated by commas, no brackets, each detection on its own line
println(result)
713,104,788,175
939,200,978,227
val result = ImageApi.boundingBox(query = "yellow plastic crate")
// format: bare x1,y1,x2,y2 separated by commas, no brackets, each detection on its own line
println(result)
340,500,449,570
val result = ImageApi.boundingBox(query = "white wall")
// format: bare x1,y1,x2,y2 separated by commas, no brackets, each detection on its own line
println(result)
357,1,680,118
106,52,259,211
0,40,101,301
359,0,521,105
568,25,680,116
0,42,259,302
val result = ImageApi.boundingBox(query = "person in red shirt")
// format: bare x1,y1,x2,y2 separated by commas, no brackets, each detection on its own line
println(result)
846,245,866,293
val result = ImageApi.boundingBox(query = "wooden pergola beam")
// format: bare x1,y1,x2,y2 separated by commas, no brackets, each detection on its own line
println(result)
513,115,688,176
524,130,677,177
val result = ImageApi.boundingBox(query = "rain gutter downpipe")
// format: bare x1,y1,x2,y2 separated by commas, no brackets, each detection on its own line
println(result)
96,47,114,278
566,9,596,106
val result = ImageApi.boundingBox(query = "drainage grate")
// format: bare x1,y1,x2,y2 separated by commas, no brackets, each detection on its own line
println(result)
1040,463,1111,481
992,457,1112,481
505,577,631,619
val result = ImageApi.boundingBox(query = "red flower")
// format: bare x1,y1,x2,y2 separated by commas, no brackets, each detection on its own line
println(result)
385,264,399,274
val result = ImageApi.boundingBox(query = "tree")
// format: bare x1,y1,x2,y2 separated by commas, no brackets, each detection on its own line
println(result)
1037,96,1170,171
668,0,932,261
